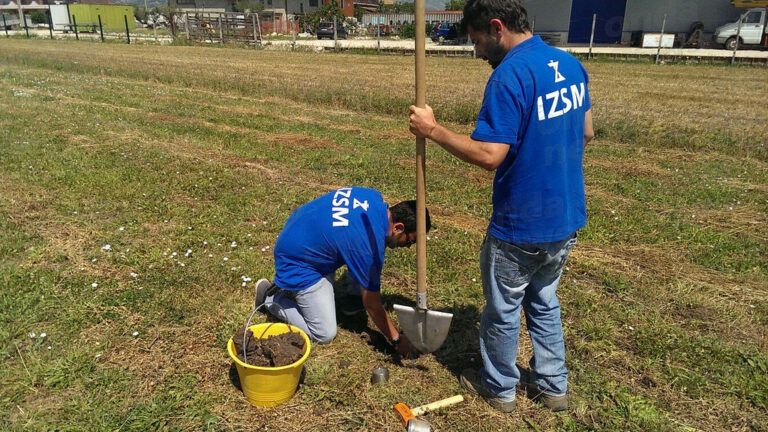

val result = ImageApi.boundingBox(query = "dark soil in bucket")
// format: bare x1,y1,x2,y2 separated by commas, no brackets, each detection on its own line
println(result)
233,327,306,367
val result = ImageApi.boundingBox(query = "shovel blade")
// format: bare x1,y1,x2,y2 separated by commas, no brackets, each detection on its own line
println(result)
394,304,453,354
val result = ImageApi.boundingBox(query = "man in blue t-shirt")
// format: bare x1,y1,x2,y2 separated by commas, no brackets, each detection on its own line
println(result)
254,187,430,359
409,0,594,413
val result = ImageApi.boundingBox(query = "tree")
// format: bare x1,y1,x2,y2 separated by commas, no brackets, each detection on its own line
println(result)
378,1,414,13
30,11,48,24
298,1,345,33
444,0,465,11
400,21,432,39
353,5,366,21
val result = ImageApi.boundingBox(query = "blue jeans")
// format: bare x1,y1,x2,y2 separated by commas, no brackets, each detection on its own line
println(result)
478,233,577,402
266,273,360,344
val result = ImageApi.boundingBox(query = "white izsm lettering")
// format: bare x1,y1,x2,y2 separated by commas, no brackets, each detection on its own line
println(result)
353,199,369,211
331,187,353,227
536,82,586,121
547,60,566,83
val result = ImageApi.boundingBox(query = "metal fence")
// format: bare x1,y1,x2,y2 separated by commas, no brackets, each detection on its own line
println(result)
179,12,262,46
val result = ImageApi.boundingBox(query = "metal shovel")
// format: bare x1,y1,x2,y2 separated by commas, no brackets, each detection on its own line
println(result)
394,0,453,354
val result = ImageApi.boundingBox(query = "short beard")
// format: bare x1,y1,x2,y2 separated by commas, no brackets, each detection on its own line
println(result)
486,37,508,69
385,236,398,249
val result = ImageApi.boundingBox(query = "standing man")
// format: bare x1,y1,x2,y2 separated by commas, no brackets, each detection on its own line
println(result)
255,187,431,359
409,0,594,413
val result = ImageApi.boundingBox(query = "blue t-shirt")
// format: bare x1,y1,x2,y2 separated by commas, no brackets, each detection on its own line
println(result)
471,35,591,244
273,187,389,292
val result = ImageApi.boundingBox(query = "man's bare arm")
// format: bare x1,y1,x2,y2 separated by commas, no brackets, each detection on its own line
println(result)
409,104,509,171
584,109,594,145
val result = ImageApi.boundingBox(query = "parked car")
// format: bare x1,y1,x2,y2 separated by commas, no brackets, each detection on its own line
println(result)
430,21,466,44
317,21,347,40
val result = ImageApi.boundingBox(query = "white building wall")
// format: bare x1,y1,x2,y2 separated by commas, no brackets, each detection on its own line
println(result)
521,0,572,45
622,0,748,42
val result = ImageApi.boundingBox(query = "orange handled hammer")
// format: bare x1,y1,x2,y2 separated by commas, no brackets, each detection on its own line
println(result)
394,395,464,430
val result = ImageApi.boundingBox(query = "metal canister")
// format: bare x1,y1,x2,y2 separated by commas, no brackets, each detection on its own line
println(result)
407,419,432,432
370,366,389,385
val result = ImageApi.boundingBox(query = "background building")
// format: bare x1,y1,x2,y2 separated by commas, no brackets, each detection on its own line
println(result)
521,0,758,46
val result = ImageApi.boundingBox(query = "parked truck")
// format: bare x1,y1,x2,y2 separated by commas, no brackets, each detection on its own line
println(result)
713,7,768,49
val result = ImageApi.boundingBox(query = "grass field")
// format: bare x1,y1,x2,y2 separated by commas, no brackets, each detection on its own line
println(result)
1,39,766,431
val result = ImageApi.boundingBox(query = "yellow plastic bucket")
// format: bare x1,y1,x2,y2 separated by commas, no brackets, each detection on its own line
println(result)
227,323,311,407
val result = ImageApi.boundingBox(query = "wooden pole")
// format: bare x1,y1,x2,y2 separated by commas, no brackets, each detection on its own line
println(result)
3,14,8,37
124,14,130,44
415,0,427,308
218,13,223,44
255,12,262,47
731,14,742,65
655,13,667,64
252,14,257,47
98,15,104,42
588,13,596,59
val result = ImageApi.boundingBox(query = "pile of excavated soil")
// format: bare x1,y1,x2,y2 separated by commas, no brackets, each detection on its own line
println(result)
233,327,305,367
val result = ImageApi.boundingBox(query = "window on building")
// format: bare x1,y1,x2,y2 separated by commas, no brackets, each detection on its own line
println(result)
340,0,344,8
309,0,317,6
300,3,303,12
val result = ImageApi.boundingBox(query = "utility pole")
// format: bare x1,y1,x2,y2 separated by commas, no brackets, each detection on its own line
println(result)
655,13,667,65
16,0,23,30
143,0,157,41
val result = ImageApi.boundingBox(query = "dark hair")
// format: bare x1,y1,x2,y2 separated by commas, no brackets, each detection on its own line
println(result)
390,200,432,234
459,0,530,36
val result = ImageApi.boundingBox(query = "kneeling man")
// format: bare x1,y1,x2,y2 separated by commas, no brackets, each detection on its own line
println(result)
256,186,430,359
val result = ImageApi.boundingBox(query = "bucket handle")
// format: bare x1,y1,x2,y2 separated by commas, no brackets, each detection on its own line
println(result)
241,284,294,364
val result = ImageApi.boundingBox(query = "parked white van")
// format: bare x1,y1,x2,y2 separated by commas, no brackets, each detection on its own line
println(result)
713,7,768,49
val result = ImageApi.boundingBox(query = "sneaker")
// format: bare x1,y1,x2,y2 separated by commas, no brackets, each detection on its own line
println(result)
527,385,568,412
339,295,365,316
254,278,272,310
460,368,516,413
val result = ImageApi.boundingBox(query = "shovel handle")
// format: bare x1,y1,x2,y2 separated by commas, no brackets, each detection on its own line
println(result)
415,0,427,302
